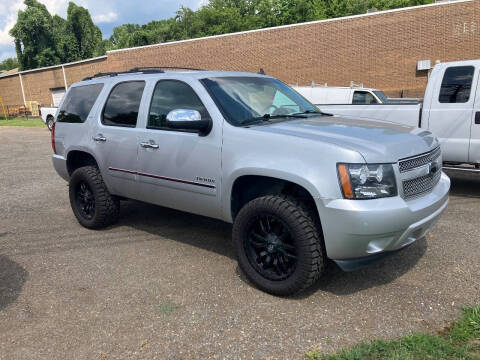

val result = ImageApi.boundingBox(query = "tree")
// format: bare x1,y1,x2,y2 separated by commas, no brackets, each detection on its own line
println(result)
52,15,78,63
66,2,103,59
0,58,20,71
9,0,58,70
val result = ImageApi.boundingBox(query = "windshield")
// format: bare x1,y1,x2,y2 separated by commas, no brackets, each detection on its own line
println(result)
373,90,388,103
201,76,321,126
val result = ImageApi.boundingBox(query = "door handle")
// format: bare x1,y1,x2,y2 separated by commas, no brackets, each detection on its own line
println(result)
475,112,480,125
93,134,107,142
140,140,159,149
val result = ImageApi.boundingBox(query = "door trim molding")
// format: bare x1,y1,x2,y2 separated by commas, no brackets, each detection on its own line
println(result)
108,167,216,189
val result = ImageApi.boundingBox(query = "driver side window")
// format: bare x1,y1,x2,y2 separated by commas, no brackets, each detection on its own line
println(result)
148,80,210,130
353,91,378,104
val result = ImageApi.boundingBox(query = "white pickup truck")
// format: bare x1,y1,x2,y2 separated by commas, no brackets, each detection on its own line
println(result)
40,106,57,131
310,60,480,170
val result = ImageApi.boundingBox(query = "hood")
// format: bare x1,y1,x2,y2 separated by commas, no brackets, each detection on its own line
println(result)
250,115,439,163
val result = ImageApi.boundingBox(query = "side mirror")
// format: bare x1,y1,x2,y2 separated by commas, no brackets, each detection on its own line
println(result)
166,109,212,136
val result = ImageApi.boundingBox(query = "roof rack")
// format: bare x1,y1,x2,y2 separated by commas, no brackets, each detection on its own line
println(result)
82,66,206,81
82,72,120,81
150,66,206,71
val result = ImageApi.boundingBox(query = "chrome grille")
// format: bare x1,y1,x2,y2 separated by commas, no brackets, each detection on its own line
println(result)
403,170,441,199
399,147,442,199
399,147,441,173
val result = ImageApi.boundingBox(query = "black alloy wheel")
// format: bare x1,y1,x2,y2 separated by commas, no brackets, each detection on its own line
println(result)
244,213,297,281
75,181,96,220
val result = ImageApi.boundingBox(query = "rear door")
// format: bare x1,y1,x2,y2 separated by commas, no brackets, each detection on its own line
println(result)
426,63,478,162
91,80,147,198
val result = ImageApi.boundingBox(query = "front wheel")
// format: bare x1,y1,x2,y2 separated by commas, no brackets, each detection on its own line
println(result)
233,195,324,296
46,116,54,131
69,166,120,229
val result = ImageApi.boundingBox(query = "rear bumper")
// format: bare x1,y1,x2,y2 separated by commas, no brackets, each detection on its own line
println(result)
317,172,450,262
52,154,69,181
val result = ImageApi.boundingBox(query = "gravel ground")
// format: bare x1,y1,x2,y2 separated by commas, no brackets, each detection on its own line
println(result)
0,127,479,359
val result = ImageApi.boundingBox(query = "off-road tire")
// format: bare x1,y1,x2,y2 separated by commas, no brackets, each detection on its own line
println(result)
69,166,120,229
233,195,324,296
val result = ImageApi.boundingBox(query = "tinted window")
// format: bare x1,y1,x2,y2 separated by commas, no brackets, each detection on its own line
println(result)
353,91,378,104
102,81,145,127
439,66,474,103
148,80,209,130
57,84,103,123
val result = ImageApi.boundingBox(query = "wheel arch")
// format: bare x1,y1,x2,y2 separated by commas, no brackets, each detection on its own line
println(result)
227,171,323,231
66,150,100,176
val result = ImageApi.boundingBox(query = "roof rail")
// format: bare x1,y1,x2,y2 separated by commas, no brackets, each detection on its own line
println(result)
129,66,206,72
82,72,119,81
82,66,206,81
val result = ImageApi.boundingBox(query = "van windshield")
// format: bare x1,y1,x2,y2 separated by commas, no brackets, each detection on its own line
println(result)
201,76,321,126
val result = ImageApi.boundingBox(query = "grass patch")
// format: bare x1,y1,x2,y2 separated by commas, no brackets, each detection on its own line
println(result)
158,301,177,316
0,117,45,127
306,305,480,360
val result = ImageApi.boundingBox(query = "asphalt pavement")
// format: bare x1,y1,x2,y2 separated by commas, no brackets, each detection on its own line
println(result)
0,127,479,359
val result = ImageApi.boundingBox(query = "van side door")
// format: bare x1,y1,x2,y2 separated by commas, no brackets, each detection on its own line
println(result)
425,63,478,162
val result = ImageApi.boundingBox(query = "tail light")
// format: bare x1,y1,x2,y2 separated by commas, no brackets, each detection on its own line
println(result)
51,121,56,154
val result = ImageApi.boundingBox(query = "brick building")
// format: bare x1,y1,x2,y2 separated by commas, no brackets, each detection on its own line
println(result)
0,0,478,107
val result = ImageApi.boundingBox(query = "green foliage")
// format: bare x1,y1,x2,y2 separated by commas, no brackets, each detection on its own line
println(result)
9,0,102,70
0,57,19,71
66,2,103,58
305,305,480,360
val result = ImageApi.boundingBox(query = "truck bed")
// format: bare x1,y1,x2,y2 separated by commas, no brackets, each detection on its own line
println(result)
317,103,422,128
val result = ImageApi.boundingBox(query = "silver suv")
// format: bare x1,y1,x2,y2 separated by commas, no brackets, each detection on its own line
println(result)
51,67,450,296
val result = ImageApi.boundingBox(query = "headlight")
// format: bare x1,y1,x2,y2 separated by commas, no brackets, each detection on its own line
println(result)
337,163,397,199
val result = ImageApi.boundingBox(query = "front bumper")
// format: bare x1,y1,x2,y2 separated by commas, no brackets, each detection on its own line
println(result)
317,172,450,264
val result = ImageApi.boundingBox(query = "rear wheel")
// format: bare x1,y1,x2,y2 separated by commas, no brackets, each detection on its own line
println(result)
69,166,119,229
46,116,54,131
233,195,324,296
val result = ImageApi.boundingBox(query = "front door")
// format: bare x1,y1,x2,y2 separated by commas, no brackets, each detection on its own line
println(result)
468,62,480,164
136,79,222,219
426,63,478,162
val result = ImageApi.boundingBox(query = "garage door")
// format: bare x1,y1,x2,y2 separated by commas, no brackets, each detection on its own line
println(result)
50,88,66,107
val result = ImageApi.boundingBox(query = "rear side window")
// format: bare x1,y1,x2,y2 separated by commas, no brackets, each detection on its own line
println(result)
439,66,474,103
353,91,378,104
102,81,145,127
148,80,209,130
57,83,103,123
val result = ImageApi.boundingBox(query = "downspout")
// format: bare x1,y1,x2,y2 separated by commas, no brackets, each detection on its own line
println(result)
62,65,68,90
19,73,26,106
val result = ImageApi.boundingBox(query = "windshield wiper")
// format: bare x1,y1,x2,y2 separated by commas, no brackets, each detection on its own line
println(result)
292,110,330,116
241,113,308,126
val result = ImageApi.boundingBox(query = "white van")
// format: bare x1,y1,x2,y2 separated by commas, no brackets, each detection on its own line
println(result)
292,85,390,104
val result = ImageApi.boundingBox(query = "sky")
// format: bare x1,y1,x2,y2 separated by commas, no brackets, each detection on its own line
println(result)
0,0,207,61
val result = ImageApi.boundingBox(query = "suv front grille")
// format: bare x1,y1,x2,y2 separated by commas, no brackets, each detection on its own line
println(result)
399,147,442,199
403,170,441,199
399,147,441,173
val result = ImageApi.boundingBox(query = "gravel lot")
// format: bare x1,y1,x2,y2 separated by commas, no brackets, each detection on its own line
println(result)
0,127,479,359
